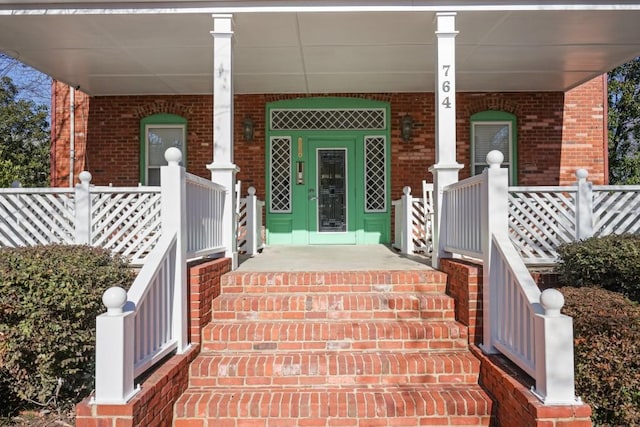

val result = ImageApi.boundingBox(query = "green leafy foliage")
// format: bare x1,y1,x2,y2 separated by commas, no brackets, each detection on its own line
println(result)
609,56,640,184
560,286,640,426
555,234,640,302
0,245,135,412
0,76,50,187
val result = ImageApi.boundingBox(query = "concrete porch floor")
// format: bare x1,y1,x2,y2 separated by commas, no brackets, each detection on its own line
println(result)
237,245,434,272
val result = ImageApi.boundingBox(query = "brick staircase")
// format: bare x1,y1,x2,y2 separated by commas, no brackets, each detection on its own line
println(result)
173,270,494,426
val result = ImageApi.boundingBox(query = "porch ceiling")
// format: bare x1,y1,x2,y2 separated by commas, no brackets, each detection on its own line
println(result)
1,6,639,95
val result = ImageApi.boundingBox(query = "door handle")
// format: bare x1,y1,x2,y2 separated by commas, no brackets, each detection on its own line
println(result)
308,189,317,201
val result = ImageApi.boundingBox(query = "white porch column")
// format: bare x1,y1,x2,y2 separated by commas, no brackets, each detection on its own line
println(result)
208,14,239,268
430,12,464,268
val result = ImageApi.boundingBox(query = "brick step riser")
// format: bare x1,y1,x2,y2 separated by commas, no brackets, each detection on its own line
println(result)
211,294,455,321
221,271,448,290
221,282,447,295
189,353,481,387
174,388,493,425
202,321,468,353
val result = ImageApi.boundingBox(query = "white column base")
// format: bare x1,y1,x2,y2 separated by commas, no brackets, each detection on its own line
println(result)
207,162,239,269
429,162,463,269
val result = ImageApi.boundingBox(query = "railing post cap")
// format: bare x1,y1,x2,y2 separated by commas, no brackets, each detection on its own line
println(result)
575,169,589,180
164,147,183,165
102,287,128,315
248,186,256,195
78,171,92,184
540,288,565,316
403,186,411,195
486,150,504,168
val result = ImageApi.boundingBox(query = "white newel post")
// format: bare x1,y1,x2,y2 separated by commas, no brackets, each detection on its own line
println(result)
94,287,137,404
75,171,92,245
430,12,464,268
161,148,189,353
208,14,239,269
401,186,414,254
534,289,578,404
574,169,594,240
245,186,258,256
481,151,509,354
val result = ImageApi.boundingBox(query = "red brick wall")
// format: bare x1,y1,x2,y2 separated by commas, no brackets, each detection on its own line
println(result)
440,258,483,346
442,258,593,427
189,257,232,344
51,77,607,192
75,257,231,427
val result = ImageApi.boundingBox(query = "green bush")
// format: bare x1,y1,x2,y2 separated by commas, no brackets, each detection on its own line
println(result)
560,286,640,426
556,234,640,301
0,245,135,412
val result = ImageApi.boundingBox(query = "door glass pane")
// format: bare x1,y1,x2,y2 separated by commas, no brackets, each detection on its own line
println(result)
317,149,346,232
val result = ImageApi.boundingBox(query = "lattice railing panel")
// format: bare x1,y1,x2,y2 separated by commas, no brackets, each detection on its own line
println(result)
0,190,75,247
91,189,162,265
364,136,386,212
593,187,640,236
508,188,576,263
411,198,433,253
237,197,248,252
270,136,291,213
271,108,385,130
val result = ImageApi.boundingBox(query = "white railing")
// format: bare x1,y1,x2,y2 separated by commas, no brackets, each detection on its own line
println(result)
0,187,76,246
592,183,640,236
439,151,577,405
392,182,434,255
0,172,163,266
400,168,640,264
442,174,484,258
509,169,640,264
185,173,226,259
94,148,228,405
237,187,265,256
87,181,162,266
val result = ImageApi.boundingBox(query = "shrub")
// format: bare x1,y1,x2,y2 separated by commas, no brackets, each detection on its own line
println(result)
0,245,135,412
556,234,640,301
560,286,640,426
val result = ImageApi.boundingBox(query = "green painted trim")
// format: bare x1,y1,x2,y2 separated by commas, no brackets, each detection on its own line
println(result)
139,113,188,185
470,110,518,184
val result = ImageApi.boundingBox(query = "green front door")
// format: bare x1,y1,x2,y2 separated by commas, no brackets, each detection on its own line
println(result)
265,97,391,246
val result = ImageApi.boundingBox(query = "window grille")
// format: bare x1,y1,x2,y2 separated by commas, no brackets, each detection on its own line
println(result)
271,108,385,130
364,136,387,212
269,137,292,212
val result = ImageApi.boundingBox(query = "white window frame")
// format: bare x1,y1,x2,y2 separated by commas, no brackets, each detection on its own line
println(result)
144,124,186,186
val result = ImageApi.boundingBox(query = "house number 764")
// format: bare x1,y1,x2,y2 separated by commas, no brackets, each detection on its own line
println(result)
441,65,452,109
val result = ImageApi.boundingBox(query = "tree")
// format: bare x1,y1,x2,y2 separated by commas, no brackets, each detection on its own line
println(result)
0,76,50,187
608,56,640,184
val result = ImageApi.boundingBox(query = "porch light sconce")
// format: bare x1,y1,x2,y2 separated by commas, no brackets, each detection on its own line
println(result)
243,117,255,142
401,114,413,143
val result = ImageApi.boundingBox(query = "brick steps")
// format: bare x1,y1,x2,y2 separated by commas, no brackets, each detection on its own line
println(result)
189,351,481,387
202,320,468,352
174,269,493,426
211,293,456,321
174,386,492,426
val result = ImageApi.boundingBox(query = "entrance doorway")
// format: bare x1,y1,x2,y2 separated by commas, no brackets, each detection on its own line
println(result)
265,98,390,245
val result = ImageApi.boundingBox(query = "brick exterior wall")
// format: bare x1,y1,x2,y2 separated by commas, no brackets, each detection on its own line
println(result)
51,77,607,194
442,258,593,427
75,257,231,427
